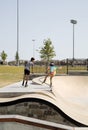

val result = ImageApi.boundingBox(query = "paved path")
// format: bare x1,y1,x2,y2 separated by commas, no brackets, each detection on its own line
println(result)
0,78,51,93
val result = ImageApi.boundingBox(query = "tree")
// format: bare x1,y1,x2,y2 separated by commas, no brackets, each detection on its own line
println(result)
15,51,19,65
39,38,56,70
1,50,7,64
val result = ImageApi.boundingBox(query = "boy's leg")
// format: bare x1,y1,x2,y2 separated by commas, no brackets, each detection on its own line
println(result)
25,75,29,87
42,75,48,83
25,82,28,87
25,70,30,87
22,81,24,86
22,69,26,86
22,74,25,86
50,76,52,87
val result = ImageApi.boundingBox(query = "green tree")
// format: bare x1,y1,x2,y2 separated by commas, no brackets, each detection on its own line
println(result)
1,50,7,64
39,38,56,70
15,51,19,66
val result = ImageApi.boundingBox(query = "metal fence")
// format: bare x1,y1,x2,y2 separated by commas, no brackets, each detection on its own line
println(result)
31,59,88,75
66,58,88,75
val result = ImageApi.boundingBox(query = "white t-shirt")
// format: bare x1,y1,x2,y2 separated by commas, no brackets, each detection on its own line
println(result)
24,61,34,71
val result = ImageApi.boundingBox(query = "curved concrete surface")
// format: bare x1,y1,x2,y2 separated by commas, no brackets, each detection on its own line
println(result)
32,76,88,126
0,76,88,126
52,76,88,126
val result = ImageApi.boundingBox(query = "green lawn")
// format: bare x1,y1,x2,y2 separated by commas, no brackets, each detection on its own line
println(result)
0,65,23,87
0,65,87,88
0,65,65,88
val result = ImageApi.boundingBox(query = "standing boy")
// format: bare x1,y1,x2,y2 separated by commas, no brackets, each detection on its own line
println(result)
22,57,35,87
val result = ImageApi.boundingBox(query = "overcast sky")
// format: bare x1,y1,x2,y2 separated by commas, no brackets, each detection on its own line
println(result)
0,0,88,61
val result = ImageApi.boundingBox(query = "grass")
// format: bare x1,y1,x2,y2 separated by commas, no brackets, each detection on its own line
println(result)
0,65,23,87
0,65,66,88
0,65,87,88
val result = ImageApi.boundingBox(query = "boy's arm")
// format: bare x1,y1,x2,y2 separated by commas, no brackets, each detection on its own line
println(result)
30,62,34,73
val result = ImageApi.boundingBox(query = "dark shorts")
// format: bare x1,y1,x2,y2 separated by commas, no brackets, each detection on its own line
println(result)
24,69,30,75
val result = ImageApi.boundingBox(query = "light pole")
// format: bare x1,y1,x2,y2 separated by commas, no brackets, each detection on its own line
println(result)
32,39,35,58
70,19,77,64
17,0,19,66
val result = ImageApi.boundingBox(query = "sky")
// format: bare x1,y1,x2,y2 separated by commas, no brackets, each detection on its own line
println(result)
0,0,88,61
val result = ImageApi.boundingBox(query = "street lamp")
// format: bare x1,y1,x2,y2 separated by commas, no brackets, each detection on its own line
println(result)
70,19,77,65
32,39,35,58
17,0,19,66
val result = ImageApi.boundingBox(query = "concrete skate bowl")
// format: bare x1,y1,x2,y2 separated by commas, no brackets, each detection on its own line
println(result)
0,76,88,127
32,76,88,126
52,76,88,126
0,92,86,127
0,92,81,127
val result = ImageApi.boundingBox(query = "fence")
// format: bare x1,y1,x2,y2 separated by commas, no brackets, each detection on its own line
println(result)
31,59,88,75
66,58,88,75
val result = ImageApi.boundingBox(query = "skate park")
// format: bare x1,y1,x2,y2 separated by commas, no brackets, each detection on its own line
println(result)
0,75,88,130
1,0,88,129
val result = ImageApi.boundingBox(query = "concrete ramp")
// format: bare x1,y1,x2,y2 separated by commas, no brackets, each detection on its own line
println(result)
0,76,88,126
33,76,88,126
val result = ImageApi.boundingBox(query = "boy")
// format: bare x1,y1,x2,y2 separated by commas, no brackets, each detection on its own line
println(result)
22,57,35,87
42,62,56,90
